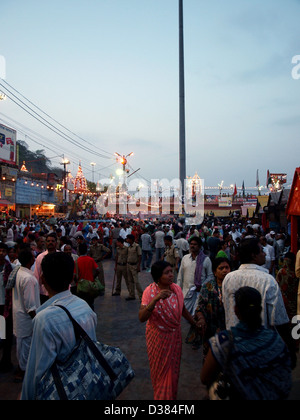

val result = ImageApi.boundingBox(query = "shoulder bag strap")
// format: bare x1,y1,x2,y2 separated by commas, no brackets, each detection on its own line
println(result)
51,363,68,401
50,304,118,400
53,305,117,381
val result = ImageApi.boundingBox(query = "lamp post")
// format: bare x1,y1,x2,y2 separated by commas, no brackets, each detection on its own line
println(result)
114,152,134,185
218,180,224,197
115,152,134,216
60,157,70,210
90,162,96,183
179,0,186,214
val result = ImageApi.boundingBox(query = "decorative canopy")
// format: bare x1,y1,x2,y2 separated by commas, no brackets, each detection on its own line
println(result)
286,168,300,217
74,162,88,194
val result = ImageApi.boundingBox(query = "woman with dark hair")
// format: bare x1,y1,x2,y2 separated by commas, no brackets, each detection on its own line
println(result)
276,252,298,321
139,261,197,400
201,287,292,400
186,258,231,353
216,241,230,260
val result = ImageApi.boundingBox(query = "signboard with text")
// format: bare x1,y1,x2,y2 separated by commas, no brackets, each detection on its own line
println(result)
218,197,232,207
0,123,17,165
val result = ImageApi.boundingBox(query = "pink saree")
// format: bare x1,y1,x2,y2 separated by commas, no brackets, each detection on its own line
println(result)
142,282,184,400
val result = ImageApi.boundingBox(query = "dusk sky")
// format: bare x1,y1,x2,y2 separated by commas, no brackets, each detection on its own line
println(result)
0,0,299,191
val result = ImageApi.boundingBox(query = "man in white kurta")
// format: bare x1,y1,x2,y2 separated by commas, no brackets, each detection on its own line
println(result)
177,253,213,297
177,237,214,315
13,250,40,372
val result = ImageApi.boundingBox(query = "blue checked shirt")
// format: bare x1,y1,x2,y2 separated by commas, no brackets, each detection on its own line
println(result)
21,290,97,400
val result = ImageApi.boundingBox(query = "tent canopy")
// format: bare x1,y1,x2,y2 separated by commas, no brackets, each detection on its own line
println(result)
286,168,300,217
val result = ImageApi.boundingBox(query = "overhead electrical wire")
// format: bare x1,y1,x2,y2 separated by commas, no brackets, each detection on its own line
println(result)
0,79,113,158
1,89,112,160
0,114,118,180
0,81,114,161
127,162,152,187
0,112,90,163
0,113,84,165
0,81,145,183
0,114,117,180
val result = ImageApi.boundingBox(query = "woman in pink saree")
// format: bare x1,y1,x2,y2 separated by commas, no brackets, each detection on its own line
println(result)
139,261,198,400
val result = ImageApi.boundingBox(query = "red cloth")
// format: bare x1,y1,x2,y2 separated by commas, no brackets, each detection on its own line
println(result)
76,256,98,282
142,282,184,400
233,184,237,196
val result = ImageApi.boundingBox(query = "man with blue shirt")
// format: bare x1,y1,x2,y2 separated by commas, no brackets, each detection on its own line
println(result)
21,252,97,400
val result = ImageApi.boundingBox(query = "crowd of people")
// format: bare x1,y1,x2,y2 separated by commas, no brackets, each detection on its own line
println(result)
0,213,299,400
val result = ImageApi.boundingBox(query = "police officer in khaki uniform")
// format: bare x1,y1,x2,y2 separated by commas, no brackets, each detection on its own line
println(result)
113,237,133,298
162,235,180,283
126,234,143,301
88,236,111,287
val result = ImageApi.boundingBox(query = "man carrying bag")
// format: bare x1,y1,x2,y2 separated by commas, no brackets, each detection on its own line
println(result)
21,252,134,400
74,243,102,310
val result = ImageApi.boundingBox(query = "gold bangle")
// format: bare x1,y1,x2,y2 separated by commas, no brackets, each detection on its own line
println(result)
146,305,154,312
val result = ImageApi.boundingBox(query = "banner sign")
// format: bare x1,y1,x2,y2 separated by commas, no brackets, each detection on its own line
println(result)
270,173,287,185
218,197,232,207
0,123,17,165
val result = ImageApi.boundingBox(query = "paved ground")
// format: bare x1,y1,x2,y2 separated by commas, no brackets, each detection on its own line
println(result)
0,258,299,400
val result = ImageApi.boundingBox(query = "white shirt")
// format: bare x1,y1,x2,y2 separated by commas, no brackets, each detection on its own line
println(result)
174,238,190,259
165,230,174,242
119,228,131,240
20,223,27,234
13,267,40,338
262,244,275,271
230,230,242,243
177,254,214,297
6,228,14,242
86,231,99,241
222,264,289,330
155,231,165,248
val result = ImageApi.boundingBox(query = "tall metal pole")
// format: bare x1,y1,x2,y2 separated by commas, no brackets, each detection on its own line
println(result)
179,0,186,212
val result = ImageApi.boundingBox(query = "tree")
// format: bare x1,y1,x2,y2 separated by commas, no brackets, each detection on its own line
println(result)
17,141,63,179
87,181,96,193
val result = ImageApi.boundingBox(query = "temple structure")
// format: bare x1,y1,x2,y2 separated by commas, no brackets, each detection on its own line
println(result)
74,162,88,194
